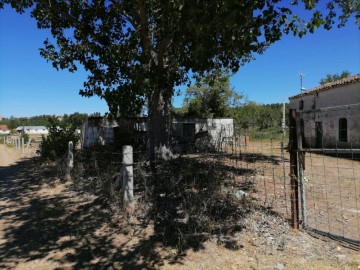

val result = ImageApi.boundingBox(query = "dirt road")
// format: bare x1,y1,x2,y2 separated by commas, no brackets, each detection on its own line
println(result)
0,145,22,167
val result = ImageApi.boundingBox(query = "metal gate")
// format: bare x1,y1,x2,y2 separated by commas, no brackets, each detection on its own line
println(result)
290,106,360,246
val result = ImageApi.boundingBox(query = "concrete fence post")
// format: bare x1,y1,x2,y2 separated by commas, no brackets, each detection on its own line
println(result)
26,138,32,152
122,145,134,207
66,141,74,180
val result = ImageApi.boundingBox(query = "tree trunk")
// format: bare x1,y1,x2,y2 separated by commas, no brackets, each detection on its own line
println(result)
147,88,172,161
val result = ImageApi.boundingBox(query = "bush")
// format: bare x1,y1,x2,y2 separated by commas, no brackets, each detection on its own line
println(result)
39,117,79,160
20,133,29,144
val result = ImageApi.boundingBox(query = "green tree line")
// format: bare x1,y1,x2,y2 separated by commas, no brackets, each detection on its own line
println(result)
0,112,90,130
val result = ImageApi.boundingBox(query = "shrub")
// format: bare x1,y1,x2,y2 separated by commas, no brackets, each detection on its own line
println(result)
39,117,79,160
20,133,29,144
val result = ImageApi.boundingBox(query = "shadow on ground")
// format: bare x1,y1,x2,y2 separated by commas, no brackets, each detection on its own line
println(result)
0,155,258,269
0,158,167,269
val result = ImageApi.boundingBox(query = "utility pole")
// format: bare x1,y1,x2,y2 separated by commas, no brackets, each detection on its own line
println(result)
299,72,306,92
282,100,286,134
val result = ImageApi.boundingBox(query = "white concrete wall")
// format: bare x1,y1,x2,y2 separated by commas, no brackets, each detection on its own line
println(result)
290,82,360,148
24,129,48,134
172,118,234,145
81,120,116,147
82,118,234,148
290,82,360,110
300,104,360,148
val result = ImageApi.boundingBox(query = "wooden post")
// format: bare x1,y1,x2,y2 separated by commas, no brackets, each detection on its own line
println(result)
122,145,134,206
21,138,25,153
289,109,299,229
66,141,74,180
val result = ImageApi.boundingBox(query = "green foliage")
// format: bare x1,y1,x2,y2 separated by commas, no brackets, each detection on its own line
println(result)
319,70,351,85
0,0,357,157
0,112,89,130
0,115,51,130
171,106,188,119
20,133,30,144
230,102,289,132
39,117,79,160
183,70,242,118
63,112,88,128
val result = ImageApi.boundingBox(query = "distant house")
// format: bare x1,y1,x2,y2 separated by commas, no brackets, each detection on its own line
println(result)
81,117,234,149
172,118,234,145
81,117,147,148
16,126,49,135
0,125,10,135
289,74,360,148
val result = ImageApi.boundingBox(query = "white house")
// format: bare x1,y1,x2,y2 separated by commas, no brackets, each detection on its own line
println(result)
16,126,49,135
172,118,234,145
81,117,234,149
289,74,360,148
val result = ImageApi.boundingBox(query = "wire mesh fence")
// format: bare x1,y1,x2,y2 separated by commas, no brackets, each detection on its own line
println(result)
297,106,360,245
71,128,294,225
68,114,360,247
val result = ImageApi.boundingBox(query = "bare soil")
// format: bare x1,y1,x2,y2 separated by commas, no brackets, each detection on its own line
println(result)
0,145,359,269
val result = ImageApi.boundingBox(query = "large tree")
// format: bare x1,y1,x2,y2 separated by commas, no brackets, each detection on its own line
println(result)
183,70,242,118
1,0,358,160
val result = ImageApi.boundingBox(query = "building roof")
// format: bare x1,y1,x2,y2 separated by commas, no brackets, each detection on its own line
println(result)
16,126,48,130
289,74,360,100
0,125,9,131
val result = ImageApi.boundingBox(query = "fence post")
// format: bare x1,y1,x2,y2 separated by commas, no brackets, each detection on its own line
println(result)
122,145,134,207
26,138,32,152
66,141,74,180
289,109,299,229
296,114,307,228
21,138,25,153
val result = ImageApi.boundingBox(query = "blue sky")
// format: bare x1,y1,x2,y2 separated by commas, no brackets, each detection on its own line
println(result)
0,5,359,118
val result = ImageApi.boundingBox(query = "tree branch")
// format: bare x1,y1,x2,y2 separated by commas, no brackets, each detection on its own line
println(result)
137,0,152,62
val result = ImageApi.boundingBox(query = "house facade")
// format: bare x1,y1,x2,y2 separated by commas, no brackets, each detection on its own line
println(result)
16,126,49,135
289,74,360,148
172,118,234,146
81,117,234,149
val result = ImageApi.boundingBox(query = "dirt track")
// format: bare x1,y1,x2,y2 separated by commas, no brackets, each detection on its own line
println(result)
0,145,22,167
0,144,360,269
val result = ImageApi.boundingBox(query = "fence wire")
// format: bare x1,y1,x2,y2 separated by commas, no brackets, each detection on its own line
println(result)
70,120,360,247
297,106,360,245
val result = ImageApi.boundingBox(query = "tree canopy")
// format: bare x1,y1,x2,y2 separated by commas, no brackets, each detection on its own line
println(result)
182,70,242,118
1,0,358,158
319,70,352,85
